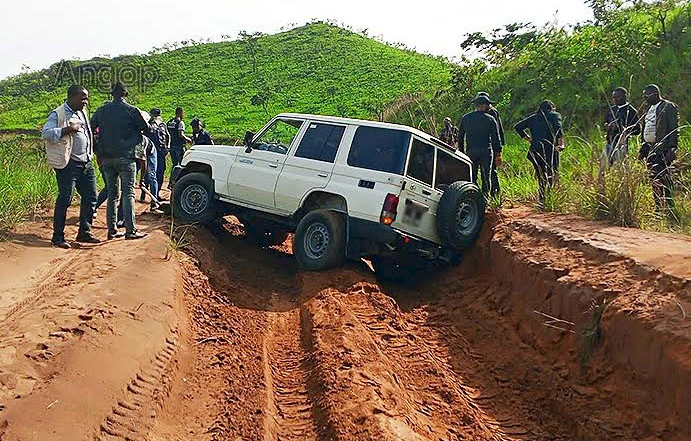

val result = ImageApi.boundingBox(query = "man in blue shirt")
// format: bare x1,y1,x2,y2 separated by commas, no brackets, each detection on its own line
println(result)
42,85,100,248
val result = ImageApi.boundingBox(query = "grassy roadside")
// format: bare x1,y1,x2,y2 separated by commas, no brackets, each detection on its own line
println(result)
0,134,56,234
497,130,691,234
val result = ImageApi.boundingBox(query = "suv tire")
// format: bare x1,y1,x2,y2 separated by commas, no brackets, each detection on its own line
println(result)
294,210,345,271
244,220,289,248
437,181,485,251
371,257,414,283
172,172,217,225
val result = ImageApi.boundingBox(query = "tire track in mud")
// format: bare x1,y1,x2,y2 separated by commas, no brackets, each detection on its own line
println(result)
262,305,319,441
341,283,517,441
96,332,179,441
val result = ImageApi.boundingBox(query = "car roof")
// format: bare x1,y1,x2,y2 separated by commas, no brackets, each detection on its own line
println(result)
276,113,461,156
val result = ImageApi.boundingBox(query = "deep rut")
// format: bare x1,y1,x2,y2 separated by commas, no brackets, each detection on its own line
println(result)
263,306,319,441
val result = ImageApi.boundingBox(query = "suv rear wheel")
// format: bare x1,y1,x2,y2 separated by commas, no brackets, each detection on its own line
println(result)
172,172,218,225
294,210,345,271
437,181,485,251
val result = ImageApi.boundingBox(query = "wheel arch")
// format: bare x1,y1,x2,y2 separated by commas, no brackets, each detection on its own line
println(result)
295,191,348,221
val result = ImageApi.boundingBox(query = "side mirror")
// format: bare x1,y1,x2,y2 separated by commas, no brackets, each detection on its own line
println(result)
245,130,254,147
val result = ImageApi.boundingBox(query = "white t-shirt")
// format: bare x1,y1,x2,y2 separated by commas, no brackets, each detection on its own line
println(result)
643,102,660,143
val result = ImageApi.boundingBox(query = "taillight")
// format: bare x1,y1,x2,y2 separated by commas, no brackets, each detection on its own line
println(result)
380,193,399,225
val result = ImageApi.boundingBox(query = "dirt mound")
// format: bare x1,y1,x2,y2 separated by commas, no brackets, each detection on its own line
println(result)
1,205,689,440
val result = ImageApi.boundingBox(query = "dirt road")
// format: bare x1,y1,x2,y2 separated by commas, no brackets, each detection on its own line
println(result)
0,204,689,441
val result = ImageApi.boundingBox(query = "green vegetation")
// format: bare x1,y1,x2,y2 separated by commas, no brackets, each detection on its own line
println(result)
0,135,57,234
0,22,450,140
387,0,690,233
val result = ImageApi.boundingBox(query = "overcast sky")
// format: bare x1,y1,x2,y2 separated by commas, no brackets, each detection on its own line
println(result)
0,0,593,80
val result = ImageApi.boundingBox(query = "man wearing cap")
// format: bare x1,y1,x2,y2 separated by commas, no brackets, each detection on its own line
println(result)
458,95,501,197
42,85,100,248
439,116,458,147
639,84,679,212
90,81,150,240
191,118,214,145
478,92,505,196
148,108,170,201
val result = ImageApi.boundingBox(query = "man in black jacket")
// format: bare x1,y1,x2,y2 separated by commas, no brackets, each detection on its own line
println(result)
639,84,679,212
478,92,504,196
458,95,501,197
91,81,149,240
603,87,640,167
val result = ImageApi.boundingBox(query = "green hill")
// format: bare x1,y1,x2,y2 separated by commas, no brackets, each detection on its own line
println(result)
0,23,451,139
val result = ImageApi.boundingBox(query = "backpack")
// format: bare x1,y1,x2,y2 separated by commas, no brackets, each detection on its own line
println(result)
148,120,169,151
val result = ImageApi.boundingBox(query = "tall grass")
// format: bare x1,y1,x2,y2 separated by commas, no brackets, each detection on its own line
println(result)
498,131,691,234
0,134,57,234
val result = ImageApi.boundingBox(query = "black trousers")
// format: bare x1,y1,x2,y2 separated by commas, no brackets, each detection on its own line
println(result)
469,153,496,197
53,159,97,242
645,150,674,210
528,146,559,203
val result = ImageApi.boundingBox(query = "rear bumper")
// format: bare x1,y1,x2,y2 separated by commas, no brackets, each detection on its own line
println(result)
347,217,454,262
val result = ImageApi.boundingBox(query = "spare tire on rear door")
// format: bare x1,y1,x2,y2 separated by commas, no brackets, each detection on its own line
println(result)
437,181,485,251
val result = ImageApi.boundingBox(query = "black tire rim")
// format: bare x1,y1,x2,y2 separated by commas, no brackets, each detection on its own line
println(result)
180,183,209,215
455,199,479,236
303,222,330,260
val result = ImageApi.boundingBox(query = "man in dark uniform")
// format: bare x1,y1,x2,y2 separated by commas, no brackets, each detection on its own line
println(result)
603,87,640,167
167,107,192,167
191,118,214,145
478,92,504,196
639,84,679,212
514,100,564,208
457,95,501,197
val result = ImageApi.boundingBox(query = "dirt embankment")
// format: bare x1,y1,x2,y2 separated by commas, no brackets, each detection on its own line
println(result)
0,204,689,441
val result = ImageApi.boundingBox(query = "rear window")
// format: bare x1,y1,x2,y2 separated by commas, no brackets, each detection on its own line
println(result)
407,139,435,186
347,126,411,174
295,123,345,163
436,149,470,190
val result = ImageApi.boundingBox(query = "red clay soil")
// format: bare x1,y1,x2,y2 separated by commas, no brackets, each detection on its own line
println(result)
1,204,689,441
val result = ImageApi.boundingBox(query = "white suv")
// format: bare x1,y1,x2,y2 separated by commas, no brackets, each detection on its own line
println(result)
170,113,484,280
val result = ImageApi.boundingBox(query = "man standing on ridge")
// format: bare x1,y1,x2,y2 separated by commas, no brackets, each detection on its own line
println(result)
478,92,504,196
457,94,501,197
639,84,679,212
439,116,458,147
514,100,564,209
167,107,192,167
91,81,150,240
602,87,640,168
42,85,100,248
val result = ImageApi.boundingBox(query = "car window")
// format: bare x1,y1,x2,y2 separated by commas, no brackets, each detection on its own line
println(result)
406,139,435,186
295,123,345,163
436,149,470,190
253,119,303,155
347,126,410,174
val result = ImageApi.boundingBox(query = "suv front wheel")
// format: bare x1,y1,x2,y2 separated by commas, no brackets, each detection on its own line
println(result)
172,172,217,225
293,210,345,271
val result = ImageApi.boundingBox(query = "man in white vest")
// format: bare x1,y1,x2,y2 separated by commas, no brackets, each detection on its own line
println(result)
41,85,100,248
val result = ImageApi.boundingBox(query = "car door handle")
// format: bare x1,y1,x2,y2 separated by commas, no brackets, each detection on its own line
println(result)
269,163,279,168
318,173,328,178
